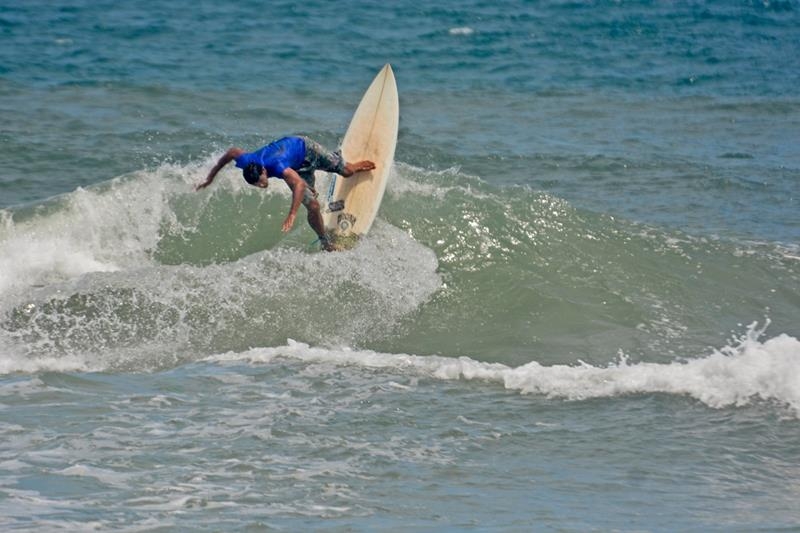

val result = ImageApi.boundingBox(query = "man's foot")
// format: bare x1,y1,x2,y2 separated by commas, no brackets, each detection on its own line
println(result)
355,160,376,172
343,160,376,177
319,235,335,252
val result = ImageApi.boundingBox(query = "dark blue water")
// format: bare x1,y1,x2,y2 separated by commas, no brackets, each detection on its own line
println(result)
1,1,799,530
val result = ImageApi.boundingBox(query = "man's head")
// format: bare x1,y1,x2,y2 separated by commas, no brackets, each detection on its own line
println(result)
243,163,264,185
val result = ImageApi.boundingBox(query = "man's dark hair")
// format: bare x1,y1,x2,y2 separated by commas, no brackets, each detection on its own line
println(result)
243,163,263,184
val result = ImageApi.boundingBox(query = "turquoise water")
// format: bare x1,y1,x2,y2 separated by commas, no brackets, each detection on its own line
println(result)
1,1,800,530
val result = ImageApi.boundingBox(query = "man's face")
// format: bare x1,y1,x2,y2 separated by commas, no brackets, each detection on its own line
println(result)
255,167,269,188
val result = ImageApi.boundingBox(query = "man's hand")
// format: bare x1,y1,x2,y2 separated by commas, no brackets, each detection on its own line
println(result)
196,147,245,191
281,169,306,233
282,212,297,233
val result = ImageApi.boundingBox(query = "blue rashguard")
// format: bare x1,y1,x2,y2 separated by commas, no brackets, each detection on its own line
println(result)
234,136,307,177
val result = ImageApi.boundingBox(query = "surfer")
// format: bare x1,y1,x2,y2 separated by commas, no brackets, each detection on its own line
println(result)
196,135,375,251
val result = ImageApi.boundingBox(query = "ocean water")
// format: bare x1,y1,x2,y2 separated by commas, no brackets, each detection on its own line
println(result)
1,0,800,530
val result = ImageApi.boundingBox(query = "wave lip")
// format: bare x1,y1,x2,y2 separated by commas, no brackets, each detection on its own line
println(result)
209,323,800,416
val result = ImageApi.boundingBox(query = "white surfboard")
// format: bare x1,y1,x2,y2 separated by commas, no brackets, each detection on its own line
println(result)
323,64,399,250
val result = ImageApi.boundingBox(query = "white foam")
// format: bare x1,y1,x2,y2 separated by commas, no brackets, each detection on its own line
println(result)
449,27,475,36
209,323,800,415
0,214,121,296
57,465,133,488
0,157,253,299
0,165,181,297
0,204,441,374
0,353,100,375
387,163,490,200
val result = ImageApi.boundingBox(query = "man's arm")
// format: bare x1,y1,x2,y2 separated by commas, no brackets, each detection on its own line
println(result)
195,147,245,190
280,168,307,232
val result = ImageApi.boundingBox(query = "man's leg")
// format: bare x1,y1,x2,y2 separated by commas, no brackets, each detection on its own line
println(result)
301,188,334,251
305,200,325,237
307,205,334,252
301,136,375,177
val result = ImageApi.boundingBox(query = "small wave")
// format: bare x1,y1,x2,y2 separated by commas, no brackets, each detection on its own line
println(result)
56,465,133,488
2,158,796,385
718,152,754,160
449,27,475,36
0,352,101,375
208,322,800,416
